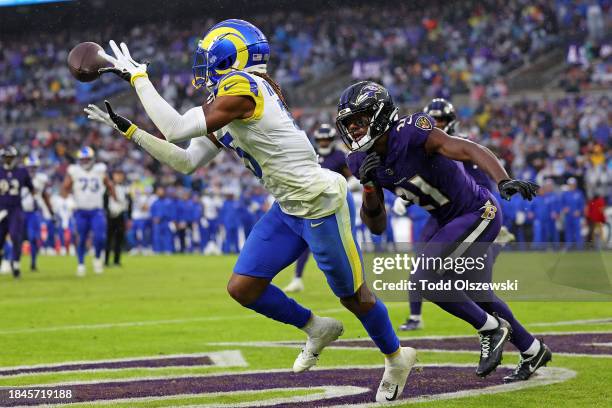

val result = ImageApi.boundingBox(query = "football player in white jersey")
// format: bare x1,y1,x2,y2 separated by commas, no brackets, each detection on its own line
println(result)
61,147,116,276
22,153,54,271
85,20,415,401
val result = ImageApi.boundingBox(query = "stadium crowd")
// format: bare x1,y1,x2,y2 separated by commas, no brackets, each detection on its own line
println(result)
0,0,610,265
1,0,609,125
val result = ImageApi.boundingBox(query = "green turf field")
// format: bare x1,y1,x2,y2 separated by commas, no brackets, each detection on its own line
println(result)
0,253,610,407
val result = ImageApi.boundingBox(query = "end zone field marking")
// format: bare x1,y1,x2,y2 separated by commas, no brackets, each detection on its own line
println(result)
1,364,575,407
0,351,247,378
208,330,612,358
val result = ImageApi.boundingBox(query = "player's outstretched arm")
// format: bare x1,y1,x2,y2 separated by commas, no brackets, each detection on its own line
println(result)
425,128,538,200
84,101,221,175
98,40,206,143
98,41,254,143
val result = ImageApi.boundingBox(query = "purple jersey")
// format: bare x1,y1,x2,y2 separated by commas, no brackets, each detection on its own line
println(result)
348,113,489,225
0,166,33,209
318,148,347,175
463,161,497,193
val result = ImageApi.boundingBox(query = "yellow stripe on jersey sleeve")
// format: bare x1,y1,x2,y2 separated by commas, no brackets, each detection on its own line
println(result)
217,73,264,121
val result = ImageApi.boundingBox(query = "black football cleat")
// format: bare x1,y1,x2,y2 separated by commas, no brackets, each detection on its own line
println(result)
12,268,21,279
399,318,423,331
504,341,552,382
476,315,512,377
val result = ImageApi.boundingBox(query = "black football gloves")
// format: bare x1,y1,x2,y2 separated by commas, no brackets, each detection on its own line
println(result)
358,152,381,186
498,179,539,201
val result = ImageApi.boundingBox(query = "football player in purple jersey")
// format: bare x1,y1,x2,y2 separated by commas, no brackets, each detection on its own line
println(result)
341,82,551,382
0,146,34,278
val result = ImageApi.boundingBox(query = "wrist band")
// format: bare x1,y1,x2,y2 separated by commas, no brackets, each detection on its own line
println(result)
130,72,149,87
363,184,377,194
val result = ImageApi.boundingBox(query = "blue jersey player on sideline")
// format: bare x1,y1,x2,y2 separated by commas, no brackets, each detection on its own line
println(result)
0,146,35,278
62,147,116,277
85,20,415,401
284,124,360,293
342,81,551,382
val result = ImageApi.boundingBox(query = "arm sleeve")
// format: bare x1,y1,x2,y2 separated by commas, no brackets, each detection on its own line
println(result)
131,128,221,174
133,77,207,143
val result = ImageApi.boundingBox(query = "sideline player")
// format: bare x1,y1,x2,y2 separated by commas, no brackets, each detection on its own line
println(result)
341,81,551,382
283,124,360,293
0,146,34,278
85,20,415,401
62,147,116,276
22,153,54,272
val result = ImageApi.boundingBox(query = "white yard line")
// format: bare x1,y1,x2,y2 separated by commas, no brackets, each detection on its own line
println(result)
528,318,612,327
0,316,256,335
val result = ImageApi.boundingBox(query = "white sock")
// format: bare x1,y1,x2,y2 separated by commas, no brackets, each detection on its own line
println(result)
523,339,541,356
409,315,421,321
478,314,499,332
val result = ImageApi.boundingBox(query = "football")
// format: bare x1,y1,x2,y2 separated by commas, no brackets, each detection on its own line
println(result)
67,42,110,82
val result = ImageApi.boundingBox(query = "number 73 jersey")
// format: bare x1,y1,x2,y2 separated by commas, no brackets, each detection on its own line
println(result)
348,113,490,225
67,163,107,210
213,72,345,219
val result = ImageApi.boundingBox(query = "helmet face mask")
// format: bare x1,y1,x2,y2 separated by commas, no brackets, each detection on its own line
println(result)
336,82,398,152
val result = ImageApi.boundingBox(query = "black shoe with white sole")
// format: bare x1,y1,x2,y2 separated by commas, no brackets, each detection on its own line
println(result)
503,341,552,382
476,315,512,377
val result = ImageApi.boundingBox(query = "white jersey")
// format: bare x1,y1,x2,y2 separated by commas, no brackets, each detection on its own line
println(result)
51,194,75,229
22,172,49,214
132,193,152,220
202,194,222,219
214,72,345,219
68,163,107,210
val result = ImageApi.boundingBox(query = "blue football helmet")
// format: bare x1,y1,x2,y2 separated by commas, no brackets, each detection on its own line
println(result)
24,152,40,167
76,146,95,169
424,98,457,135
1,145,18,170
192,19,270,90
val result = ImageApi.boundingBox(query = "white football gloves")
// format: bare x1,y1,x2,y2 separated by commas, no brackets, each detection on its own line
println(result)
84,101,138,139
98,40,148,86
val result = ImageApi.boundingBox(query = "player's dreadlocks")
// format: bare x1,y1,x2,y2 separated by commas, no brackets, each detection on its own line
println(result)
252,72,288,109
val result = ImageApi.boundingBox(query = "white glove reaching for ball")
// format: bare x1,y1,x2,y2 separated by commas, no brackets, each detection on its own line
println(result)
98,40,148,86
